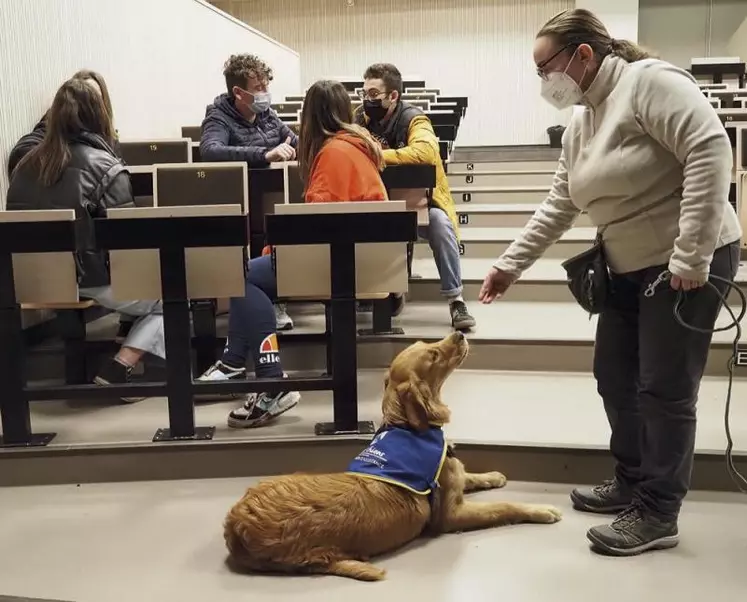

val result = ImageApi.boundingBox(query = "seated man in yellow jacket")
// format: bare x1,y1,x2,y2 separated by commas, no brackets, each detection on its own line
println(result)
355,63,475,330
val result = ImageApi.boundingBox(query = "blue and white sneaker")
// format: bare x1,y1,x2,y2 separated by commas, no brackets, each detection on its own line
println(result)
227,388,301,429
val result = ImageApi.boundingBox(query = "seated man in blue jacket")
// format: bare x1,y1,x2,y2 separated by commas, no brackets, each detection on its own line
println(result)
201,53,297,331
201,53,298,166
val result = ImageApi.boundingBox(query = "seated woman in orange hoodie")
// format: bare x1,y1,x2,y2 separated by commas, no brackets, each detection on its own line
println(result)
260,79,388,255
198,79,389,428
299,79,387,202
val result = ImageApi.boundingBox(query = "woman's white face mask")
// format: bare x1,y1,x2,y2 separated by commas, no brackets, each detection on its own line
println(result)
540,48,587,110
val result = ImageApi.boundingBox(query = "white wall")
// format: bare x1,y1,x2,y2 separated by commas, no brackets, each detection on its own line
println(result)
577,0,639,41
728,16,747,59
216,0,574,147
639,0,747,68
0,0,301,205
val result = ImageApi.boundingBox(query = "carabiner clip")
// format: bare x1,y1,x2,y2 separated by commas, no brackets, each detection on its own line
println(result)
644,270,671,298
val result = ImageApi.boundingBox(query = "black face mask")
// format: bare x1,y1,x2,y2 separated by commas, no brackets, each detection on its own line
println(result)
363,99,389,122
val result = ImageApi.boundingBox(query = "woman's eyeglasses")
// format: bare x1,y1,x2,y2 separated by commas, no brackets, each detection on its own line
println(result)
536,43,576,79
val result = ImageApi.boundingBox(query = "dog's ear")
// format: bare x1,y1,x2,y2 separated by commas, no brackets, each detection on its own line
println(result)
396,375,431,431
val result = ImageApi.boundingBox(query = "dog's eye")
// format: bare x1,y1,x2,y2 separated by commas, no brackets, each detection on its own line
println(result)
428,349,440,361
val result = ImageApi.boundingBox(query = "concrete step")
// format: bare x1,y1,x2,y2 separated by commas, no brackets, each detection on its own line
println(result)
414,227,596,260
4,368,745,493
455,204,592,228
410,258,573,302
448,160,558,171
24,255,747,384
448,170,555,188
451,186,549,204
36,292,742,383
275,299,746,378
409,257,747,303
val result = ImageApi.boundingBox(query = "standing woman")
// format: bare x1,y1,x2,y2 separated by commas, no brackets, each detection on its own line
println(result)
479,8,741,555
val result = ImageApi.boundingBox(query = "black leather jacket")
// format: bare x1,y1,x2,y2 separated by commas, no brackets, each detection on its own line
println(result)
7,116,123,176
6,132,135,288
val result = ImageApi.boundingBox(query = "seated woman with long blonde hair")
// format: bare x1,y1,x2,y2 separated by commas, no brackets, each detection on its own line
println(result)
197,79,392,428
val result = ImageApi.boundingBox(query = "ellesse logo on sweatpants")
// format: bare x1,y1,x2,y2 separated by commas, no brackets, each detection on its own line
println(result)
258,333,280,365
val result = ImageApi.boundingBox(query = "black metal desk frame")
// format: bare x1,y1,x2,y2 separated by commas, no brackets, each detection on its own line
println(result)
266,210,418,435
0,220,77,447
0,215,331,447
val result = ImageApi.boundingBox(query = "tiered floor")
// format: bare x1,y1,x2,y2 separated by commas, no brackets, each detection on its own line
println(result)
11,155,747,486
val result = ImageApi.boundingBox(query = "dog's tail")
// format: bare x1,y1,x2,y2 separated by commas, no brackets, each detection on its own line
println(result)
322,560,387,582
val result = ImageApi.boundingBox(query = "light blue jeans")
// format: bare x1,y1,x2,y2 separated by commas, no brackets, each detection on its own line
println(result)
79,285,165,359
419,206,463,298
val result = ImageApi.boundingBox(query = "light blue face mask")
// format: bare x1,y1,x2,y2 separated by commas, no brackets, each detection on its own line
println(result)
251,91,272,114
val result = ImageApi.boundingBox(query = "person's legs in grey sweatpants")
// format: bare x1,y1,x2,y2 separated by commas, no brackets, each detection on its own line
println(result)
578,242,738,556
79,285,164,401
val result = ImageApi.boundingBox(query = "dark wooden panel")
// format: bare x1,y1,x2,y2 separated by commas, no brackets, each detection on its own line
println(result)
155,166,245,207
119,140,190,166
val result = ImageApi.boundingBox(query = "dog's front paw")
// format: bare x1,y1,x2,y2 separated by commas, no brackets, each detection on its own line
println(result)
486,471,507,489
528,504,562,524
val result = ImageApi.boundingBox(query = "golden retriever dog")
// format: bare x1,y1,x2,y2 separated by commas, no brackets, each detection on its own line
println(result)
224,331,561,581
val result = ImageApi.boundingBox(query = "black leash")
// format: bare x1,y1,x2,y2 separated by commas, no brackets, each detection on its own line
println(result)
645,271,747,493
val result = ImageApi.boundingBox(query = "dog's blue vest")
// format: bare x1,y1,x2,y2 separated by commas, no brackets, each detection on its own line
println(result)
346,426,447,495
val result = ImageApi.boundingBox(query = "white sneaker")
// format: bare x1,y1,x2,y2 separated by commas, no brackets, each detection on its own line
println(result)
275,303,294,331
195,361,253,402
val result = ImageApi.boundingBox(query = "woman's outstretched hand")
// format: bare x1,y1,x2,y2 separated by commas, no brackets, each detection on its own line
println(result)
479,267,517,304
